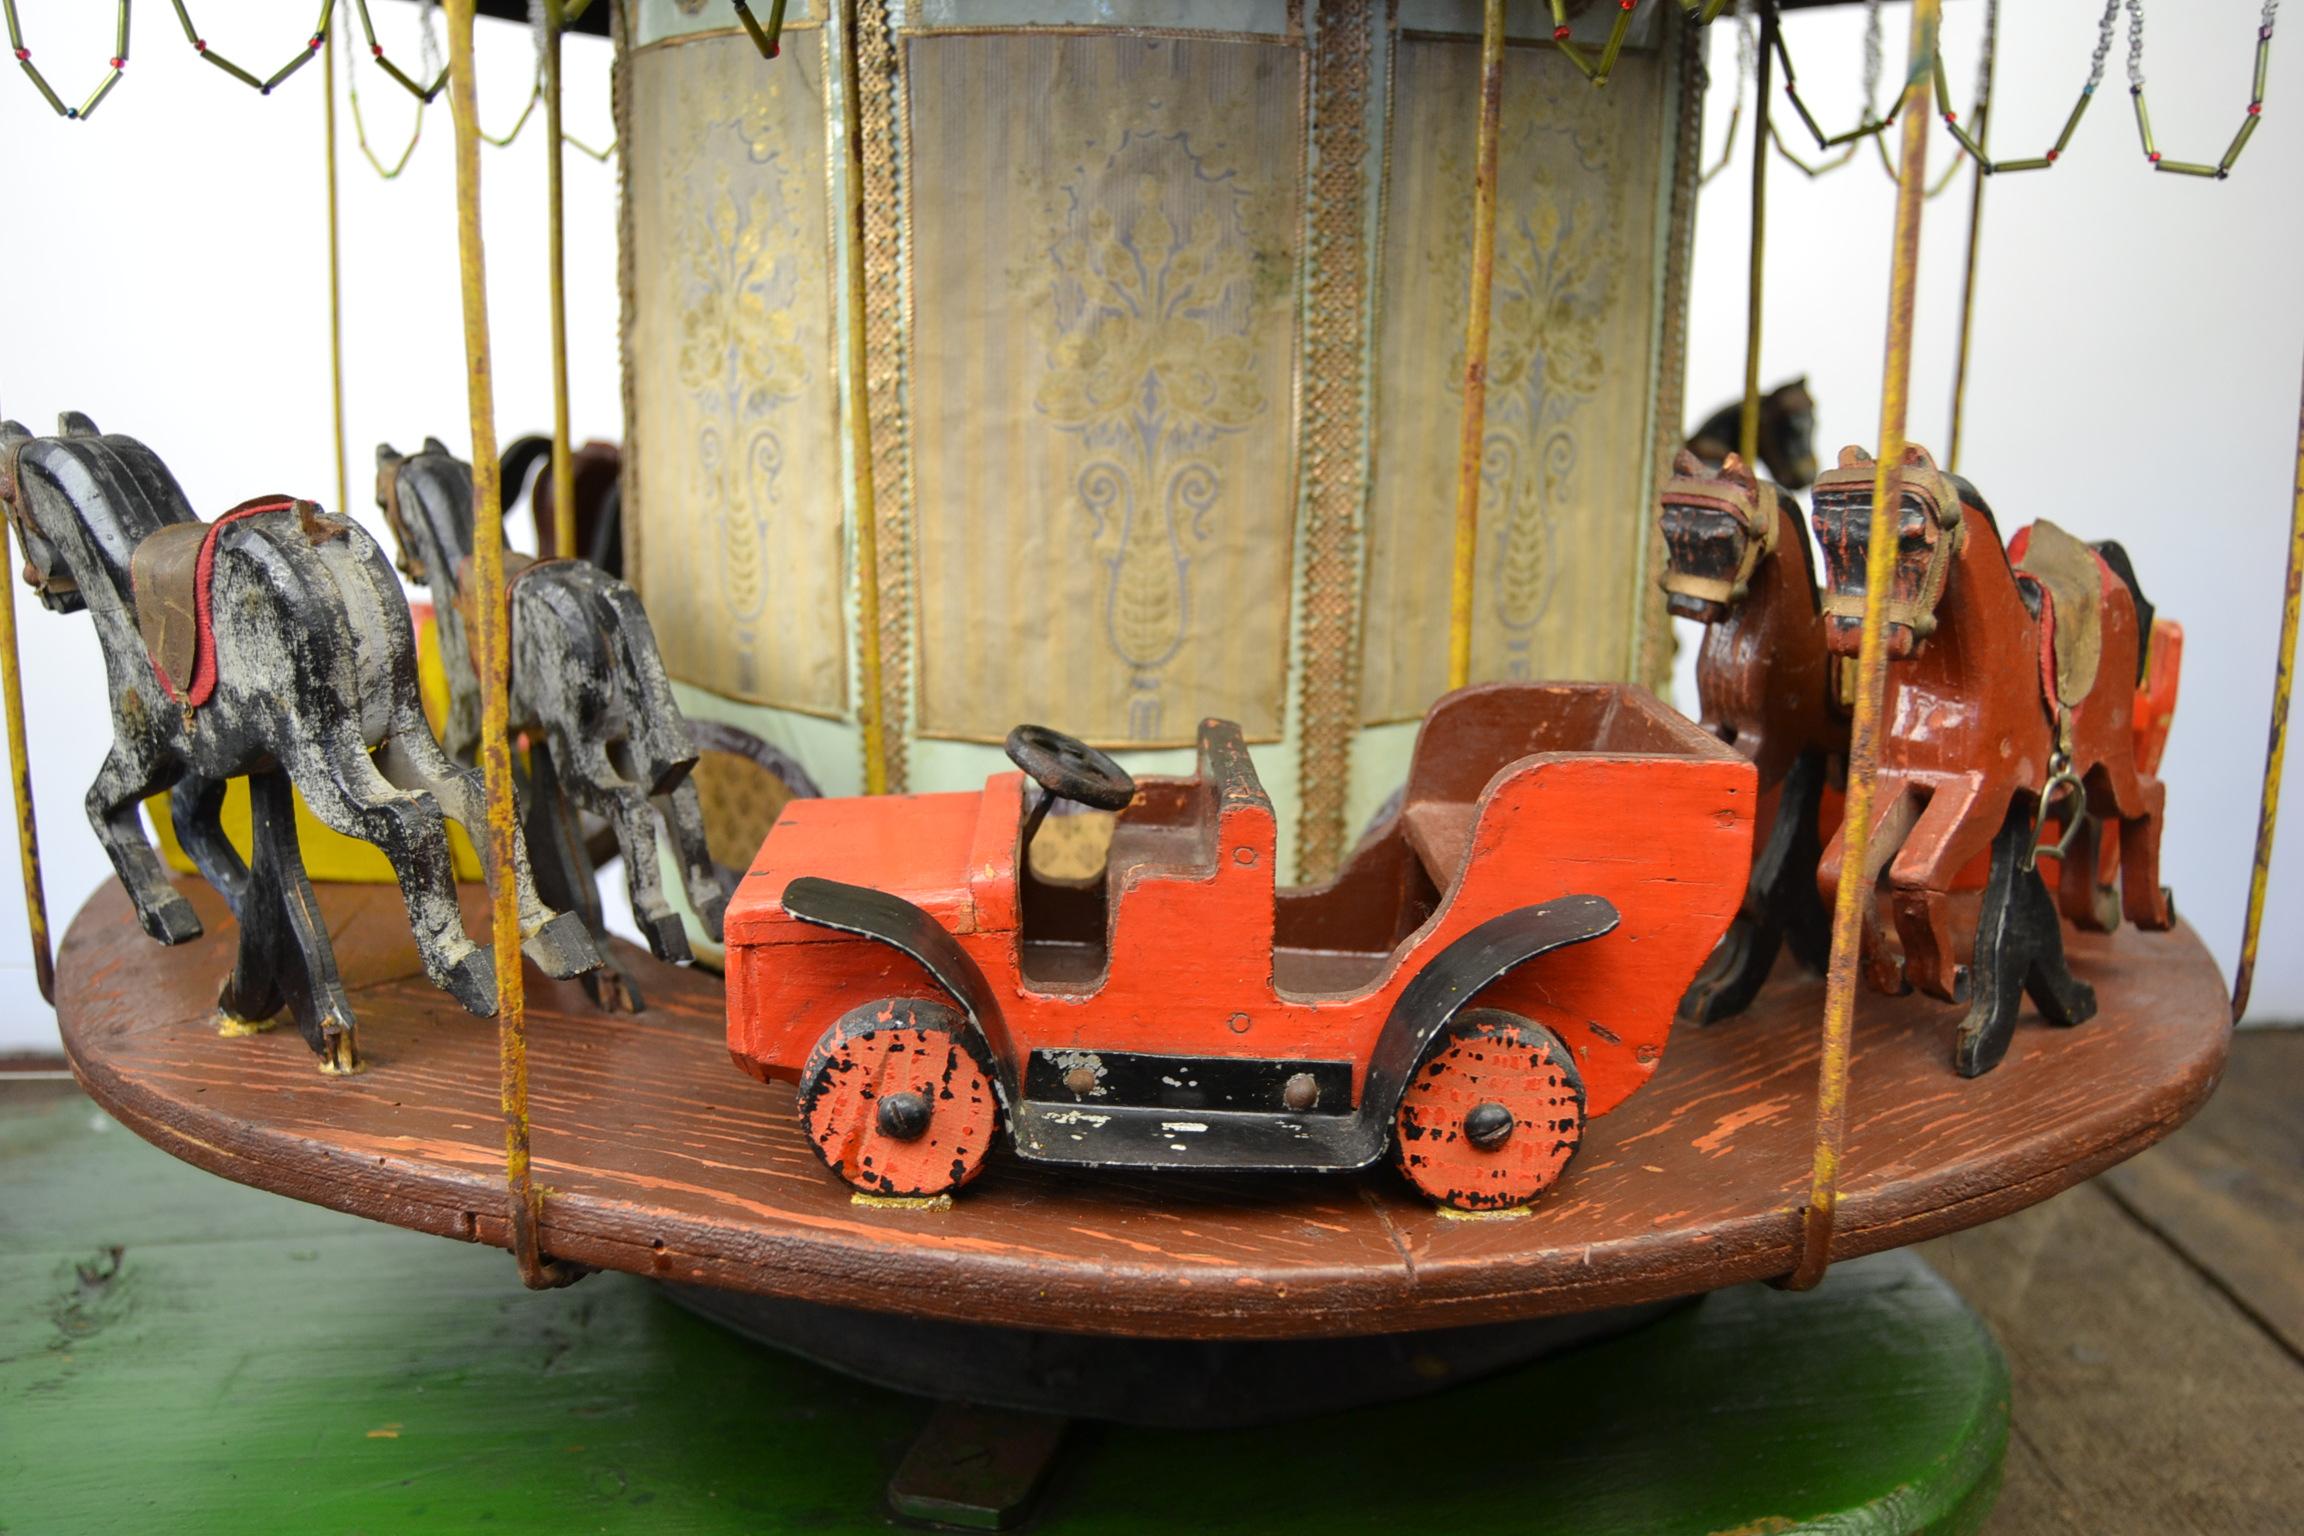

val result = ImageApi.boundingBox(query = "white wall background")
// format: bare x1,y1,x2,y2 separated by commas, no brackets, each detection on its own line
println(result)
0,1,2295,1052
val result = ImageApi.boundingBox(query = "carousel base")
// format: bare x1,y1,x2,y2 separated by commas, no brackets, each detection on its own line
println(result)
56,877,2230,1341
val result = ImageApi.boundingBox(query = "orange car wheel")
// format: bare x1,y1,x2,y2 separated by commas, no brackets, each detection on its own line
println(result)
1393,1009,1586,1212
798,998,1002,1197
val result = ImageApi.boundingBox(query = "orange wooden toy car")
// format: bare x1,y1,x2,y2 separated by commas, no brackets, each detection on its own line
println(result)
726,683,1756,1211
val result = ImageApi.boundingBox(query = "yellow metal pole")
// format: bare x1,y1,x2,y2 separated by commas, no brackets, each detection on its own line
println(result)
0,541,52,1006
1786,0,1940,1294
844,0,887,794
1447,0,1505,692
543,0,577,560
1946,0,1996,473
443,0,566,1287
1740,1,1775,470
324,22,349,519
2233,353,2304,1022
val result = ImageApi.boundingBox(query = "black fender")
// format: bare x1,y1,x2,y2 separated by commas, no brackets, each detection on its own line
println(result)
1358,895,1620,1130
780,876,1020,1107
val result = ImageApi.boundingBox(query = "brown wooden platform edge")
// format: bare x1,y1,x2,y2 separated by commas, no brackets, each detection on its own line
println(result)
54,891,2233,1340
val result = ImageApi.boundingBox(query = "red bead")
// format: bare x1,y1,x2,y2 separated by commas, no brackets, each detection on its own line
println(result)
196,39,207,52
109,57,122,68
2249,101,2263,115
766,41,781,57
1620,0,1634,9
2148,150,2161,162
371,43,383,56
2046,148,2059,162
309,34,322,49
1553,25,1571,40
11,47,24,62
1943,110,1957,123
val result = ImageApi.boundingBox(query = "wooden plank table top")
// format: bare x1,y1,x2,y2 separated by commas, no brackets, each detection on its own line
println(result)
0,1077,2008,1535
54,877,2230,1339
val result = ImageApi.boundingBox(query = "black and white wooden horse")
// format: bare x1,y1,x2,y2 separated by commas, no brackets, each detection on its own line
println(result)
377,439,725,1012
1687,378,1820,491
0,414,602,1072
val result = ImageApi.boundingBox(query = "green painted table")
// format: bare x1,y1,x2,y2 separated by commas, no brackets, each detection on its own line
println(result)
1,1080,2005,1534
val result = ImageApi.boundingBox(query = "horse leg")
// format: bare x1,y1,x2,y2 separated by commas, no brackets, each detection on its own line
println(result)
217,770,361,1072
1953,797,2098,1078
1885,774,1997,1003
1681,748,1829,1024
525,740,642,1013
371,709,603,982
281,724,497,1018
168,772,249,920
2053,815,2124,933
2117,776,2176,930
1818,775,1922,996
553,732,687,964
85,733,200,945
655,776,727,944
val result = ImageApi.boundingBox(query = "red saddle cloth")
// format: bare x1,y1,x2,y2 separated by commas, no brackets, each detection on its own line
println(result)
130,496,304,710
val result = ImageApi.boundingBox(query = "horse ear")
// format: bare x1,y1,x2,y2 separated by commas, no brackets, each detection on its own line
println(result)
1838,445,1870,468
1902,442,1939,469
1672,447,1707,478
57,411,100,439
376,443,403,468
1,420,28,444
1721,452,1757,491
423,436,452,457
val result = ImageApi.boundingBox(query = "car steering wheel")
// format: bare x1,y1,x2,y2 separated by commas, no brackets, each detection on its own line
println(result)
1004,724,1136,812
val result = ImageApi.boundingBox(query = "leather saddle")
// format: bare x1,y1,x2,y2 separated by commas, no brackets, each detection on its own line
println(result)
130,496,347,709
2011,519,2107,709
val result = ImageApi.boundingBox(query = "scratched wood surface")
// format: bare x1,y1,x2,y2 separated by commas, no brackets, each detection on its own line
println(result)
54,877,2230,1340
0,1078,2007,1534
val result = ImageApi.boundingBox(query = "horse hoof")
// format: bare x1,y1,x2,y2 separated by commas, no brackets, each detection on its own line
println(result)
690,885,729,945
640,909,692,966
142,894,204,947
442,945,499,1016
213,1008,279,1039
1952,1018,2010,1078
582,966,645,1015
318,1020,365,1076
524,911,604,980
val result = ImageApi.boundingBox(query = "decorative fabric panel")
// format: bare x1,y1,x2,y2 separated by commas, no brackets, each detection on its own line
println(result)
1359,36,1665,724
905,31,1306,747
626,35,847,714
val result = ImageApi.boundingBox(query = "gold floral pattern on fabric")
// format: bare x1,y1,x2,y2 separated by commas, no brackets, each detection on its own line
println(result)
906,32,1304,746
627,36,845,712
1359,36,1664,723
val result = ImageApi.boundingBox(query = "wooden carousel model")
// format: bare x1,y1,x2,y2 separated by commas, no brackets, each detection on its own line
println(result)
4,0,2294,1527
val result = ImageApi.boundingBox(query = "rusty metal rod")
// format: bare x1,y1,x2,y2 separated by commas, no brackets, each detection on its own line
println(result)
1447,0,1505,692
2233,349,2304,1022
0,516,53,1006
843,0,888,794
1947,0,1997,472
1786,0,1941,1294
325,24,349,519
1740,1,1776,470
443,0,572,1289
544,0,576,561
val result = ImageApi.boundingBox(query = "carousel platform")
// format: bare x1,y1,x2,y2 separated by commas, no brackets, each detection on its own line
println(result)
52,875,2232,1339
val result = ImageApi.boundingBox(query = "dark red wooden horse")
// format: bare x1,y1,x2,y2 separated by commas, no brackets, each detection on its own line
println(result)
1656,450,1847,1021
1809,444,2180,1076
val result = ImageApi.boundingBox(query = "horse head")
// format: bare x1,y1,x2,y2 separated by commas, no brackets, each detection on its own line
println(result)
0,419,83,615
374,438,475,593
1656,449,1786,624
1764,378,1818,489
1810,443,1965,660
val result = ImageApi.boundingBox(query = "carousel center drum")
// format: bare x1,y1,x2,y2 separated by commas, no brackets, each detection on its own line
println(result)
618,0,1701,879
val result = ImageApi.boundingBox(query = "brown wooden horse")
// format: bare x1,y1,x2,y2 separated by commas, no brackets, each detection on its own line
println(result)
1657,450,1847,1021
1809,444,2178,1076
